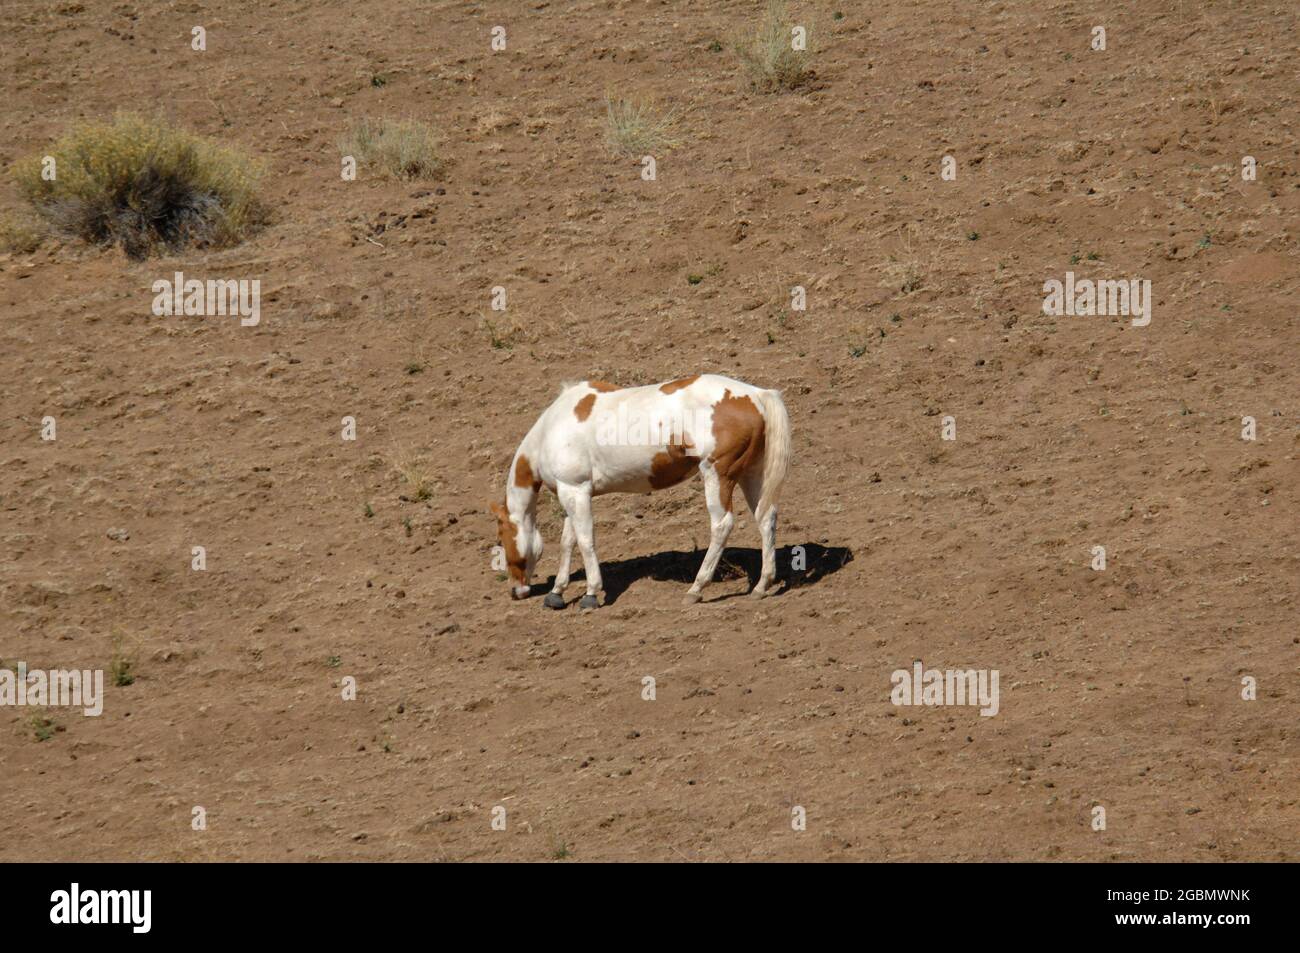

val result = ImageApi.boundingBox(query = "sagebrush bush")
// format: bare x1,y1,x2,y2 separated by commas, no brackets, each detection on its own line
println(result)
0,212,46,254
734,1,815,92
339,118,442,179
12,113,266,259
604,96,680,156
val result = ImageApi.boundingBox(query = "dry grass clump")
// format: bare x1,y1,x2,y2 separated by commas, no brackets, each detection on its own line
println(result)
12,113,266,260
604,96,681,156
733,1,816,91
391,447,435,502
878,224,937,295
339,117,442,179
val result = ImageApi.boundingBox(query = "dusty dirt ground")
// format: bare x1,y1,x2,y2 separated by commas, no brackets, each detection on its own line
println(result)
1,0,1296,862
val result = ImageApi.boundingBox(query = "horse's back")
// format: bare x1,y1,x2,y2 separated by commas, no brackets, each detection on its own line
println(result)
529,374,780,494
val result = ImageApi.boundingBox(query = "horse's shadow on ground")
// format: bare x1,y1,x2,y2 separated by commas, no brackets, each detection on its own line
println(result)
537,542,853,607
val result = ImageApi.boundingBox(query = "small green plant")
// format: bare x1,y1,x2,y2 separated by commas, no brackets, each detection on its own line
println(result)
30,715,58,742
550,838,571,860
110,658,135,687
339,117,442,179
327,655,342,668
1085,251,1100,261
733,1,815,92
12,112,266,259
967,230,980,241
1069,253,1081,265
604,96,680,156
707,39,723,53
1197,234,1212,250
110,629,136,687
364,502,375,519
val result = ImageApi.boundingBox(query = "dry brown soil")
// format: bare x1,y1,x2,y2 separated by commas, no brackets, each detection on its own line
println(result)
1,0,1296,861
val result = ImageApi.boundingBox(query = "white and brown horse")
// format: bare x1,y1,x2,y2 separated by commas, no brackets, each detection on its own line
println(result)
491,374,791,607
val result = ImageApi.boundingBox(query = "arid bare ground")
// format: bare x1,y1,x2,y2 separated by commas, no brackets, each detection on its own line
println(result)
1,0,1295,861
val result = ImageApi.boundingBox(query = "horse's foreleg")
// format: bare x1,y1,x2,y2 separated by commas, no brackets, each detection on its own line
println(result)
684,463,736,604
544,515,575,608
558,482,601,608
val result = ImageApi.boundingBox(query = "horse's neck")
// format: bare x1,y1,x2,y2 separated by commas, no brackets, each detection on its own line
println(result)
506,438,540,523
508,481,537,523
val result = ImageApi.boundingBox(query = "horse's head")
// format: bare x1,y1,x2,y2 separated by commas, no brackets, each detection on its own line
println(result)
491,499,543,599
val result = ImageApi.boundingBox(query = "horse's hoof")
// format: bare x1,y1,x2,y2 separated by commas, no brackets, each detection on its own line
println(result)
682,591,702,605
749,586,769,599
578,594,600,610
544,592,567,609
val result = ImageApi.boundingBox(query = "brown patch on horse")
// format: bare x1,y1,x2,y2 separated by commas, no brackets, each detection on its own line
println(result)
490,500,527,585
649,435,699,490
709,390,766,510
574,393,596,422
514,454,542,492
660,375,699,394
587,380,619,392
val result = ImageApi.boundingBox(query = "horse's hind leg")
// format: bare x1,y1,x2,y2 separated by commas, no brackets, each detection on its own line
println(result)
741,471,777,597
544,515,575,608
684,462,736,605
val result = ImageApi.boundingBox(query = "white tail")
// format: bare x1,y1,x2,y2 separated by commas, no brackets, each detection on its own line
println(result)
754,389,791,519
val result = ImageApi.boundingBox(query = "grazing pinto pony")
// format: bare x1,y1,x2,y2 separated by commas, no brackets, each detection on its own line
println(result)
491,374,791,607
